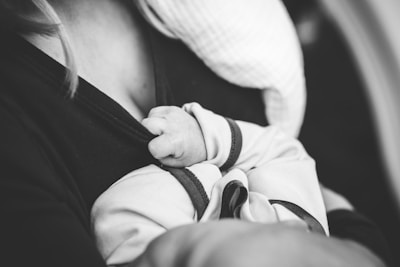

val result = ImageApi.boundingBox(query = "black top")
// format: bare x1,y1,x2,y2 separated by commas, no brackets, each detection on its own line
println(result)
0,30,160,266
328,209,392,266
0,23,391,267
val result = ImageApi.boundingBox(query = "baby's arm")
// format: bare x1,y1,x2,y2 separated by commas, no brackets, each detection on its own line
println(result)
182,103,328,234
141,104,310,171
142,103,328,233
91,163,222,266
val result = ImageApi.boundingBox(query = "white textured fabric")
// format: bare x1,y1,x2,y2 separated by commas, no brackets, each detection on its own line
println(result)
135,0,306,136
92,104,327,266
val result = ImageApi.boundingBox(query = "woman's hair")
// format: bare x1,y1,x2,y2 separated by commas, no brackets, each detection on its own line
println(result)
0,0,78,95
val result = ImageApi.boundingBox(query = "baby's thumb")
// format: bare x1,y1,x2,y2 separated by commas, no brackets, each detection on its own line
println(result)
158,157,186,168
142,117,166,136
148,135,174,159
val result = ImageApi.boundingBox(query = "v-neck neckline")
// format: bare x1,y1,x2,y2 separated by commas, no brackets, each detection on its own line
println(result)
2,24,174,143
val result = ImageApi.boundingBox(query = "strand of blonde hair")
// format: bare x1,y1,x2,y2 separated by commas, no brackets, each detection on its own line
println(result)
32,0,79,96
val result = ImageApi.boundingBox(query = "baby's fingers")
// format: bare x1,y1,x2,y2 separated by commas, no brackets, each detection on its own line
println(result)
148,134,182,160
142,117,167,136
148,106,180,118
158,157,186,168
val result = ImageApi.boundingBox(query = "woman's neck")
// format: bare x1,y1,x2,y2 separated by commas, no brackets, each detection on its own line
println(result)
25,0,156,119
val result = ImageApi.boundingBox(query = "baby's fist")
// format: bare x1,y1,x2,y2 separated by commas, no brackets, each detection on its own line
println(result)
142,106,207,167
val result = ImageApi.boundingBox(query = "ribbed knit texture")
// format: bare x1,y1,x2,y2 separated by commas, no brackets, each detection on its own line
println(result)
136,0,306,136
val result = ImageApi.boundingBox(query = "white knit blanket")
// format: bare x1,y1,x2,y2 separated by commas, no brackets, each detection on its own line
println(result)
135,0,306,136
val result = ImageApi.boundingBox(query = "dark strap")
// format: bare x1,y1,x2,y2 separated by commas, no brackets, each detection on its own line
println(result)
164,167,209,220
219,180,248,219
221,118,243,171
269,199,326,235
144,10,175,106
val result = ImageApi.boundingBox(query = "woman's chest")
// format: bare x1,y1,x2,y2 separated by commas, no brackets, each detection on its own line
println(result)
74,16,156,120
27,3,157,121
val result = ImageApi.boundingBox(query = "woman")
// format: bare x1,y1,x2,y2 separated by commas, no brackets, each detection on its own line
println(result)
0,0,391,266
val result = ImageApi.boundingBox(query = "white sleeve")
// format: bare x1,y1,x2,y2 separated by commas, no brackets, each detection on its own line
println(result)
183,103,329,234
183,102,309,171
91,165,192,265
91,163,223,265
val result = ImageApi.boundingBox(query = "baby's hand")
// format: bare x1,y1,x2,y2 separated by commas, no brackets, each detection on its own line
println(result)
142,106,207,167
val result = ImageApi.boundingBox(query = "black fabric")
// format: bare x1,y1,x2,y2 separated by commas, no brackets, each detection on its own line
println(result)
150,29,269,126
0,30,162,266
328,209,393,266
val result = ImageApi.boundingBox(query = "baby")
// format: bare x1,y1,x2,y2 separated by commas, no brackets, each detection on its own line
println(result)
92,1,321,265
91,103,328,266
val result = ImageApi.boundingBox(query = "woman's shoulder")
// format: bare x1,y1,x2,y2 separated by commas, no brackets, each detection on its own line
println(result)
0,101,71,215
328,209,393,266
0,99,107,267
0,101,53,178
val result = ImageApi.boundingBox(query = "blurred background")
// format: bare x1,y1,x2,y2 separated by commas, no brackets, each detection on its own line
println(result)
282,0,400,265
